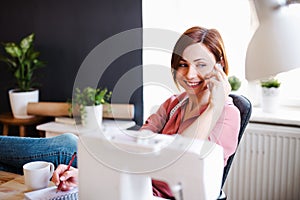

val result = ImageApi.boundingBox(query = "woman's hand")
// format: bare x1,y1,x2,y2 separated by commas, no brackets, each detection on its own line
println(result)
206,64,231,109
203,64,231,132
51,164,78,191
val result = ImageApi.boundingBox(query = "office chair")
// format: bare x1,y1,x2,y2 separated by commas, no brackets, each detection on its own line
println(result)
217,94,252,200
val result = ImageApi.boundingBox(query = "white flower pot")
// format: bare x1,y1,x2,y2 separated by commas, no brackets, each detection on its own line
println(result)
247,81,261,107
82,105,103,129
9,89,39,119
261,87,280,113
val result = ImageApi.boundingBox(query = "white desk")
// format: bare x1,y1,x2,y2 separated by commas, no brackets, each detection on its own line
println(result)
36,120,136,138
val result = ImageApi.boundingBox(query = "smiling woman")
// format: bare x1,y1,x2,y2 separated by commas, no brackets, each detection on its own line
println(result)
138,26,240,198
142,0,252,120
144,0,300,110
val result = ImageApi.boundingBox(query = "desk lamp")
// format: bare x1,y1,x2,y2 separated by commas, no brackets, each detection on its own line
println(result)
246,0,300,81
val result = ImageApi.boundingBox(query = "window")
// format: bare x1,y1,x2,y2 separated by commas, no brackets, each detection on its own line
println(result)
277,68,300,107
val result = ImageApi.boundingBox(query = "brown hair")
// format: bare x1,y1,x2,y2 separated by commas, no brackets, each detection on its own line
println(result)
171,26,229,85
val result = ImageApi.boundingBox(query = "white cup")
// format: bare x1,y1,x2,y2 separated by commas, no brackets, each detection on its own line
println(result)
23,161,55,190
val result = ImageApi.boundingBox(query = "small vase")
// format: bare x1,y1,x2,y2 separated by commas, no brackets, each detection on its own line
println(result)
82,105,103,129
261,87,280,113
9,89,39,119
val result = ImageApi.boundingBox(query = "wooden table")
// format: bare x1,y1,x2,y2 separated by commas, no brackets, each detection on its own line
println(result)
0,171,171,200
0,112,48,137
0,170,56,200
0,170,27,200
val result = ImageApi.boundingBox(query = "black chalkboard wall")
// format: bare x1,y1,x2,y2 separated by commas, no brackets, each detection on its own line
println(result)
0,0,143,126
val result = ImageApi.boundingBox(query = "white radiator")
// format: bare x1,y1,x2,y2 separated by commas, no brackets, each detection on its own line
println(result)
223,123,300,200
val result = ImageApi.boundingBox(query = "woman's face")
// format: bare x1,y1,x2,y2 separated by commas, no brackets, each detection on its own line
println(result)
176,42,216,96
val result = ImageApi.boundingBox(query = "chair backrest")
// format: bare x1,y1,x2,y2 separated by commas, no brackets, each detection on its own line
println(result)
221,94,252,188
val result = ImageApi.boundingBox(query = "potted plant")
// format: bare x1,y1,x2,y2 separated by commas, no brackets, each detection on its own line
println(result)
260,78,281,113
0,33,45,118
228,75,241,92
70,86,112,129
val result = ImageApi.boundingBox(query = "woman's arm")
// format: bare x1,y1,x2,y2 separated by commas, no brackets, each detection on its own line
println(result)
210,104,240,165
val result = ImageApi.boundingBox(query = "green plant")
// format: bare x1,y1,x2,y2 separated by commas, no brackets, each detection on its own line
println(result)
0,33,45,92
228,75,241,91
260,78,281,88
69,87,112,117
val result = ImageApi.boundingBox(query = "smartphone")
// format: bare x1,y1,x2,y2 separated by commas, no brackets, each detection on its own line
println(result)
216,63,223,70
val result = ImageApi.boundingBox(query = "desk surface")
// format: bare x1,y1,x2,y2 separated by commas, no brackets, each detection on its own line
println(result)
0,170,57,200
36,119,136,138
0,170,166,200
0,171,27,200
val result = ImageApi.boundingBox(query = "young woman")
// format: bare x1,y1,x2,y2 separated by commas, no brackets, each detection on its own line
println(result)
141,26,240,161
52,26,240,198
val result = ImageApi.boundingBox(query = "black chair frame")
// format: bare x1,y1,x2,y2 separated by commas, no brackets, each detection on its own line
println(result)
217,94,252,200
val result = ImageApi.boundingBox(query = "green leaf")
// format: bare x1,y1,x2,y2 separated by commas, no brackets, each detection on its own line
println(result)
14,68,21,80
20,33,34,54
28,50,40,60
228,76,241,91
31,60,45,70
4,43,22,58
260,78,281,88
0,33,46,91
73,87,112,106
0,55,17,67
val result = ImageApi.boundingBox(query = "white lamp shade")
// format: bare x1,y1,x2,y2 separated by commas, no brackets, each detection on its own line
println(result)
246,0,300,81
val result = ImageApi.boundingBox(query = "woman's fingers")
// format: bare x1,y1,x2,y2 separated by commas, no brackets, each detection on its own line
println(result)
207,78,225,115
205,64,231,109
51,164,79,191
205,64,224,81
59,166,78,181
58,180,77,191
214,64,231,94
214,64,226,78
54,164,69,175
207,68,228,101
51,164,68,185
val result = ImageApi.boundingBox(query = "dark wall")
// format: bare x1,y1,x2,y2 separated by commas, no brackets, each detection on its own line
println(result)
0,0,143,126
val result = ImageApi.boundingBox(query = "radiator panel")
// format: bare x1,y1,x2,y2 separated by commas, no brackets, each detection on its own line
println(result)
224,123,300,200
